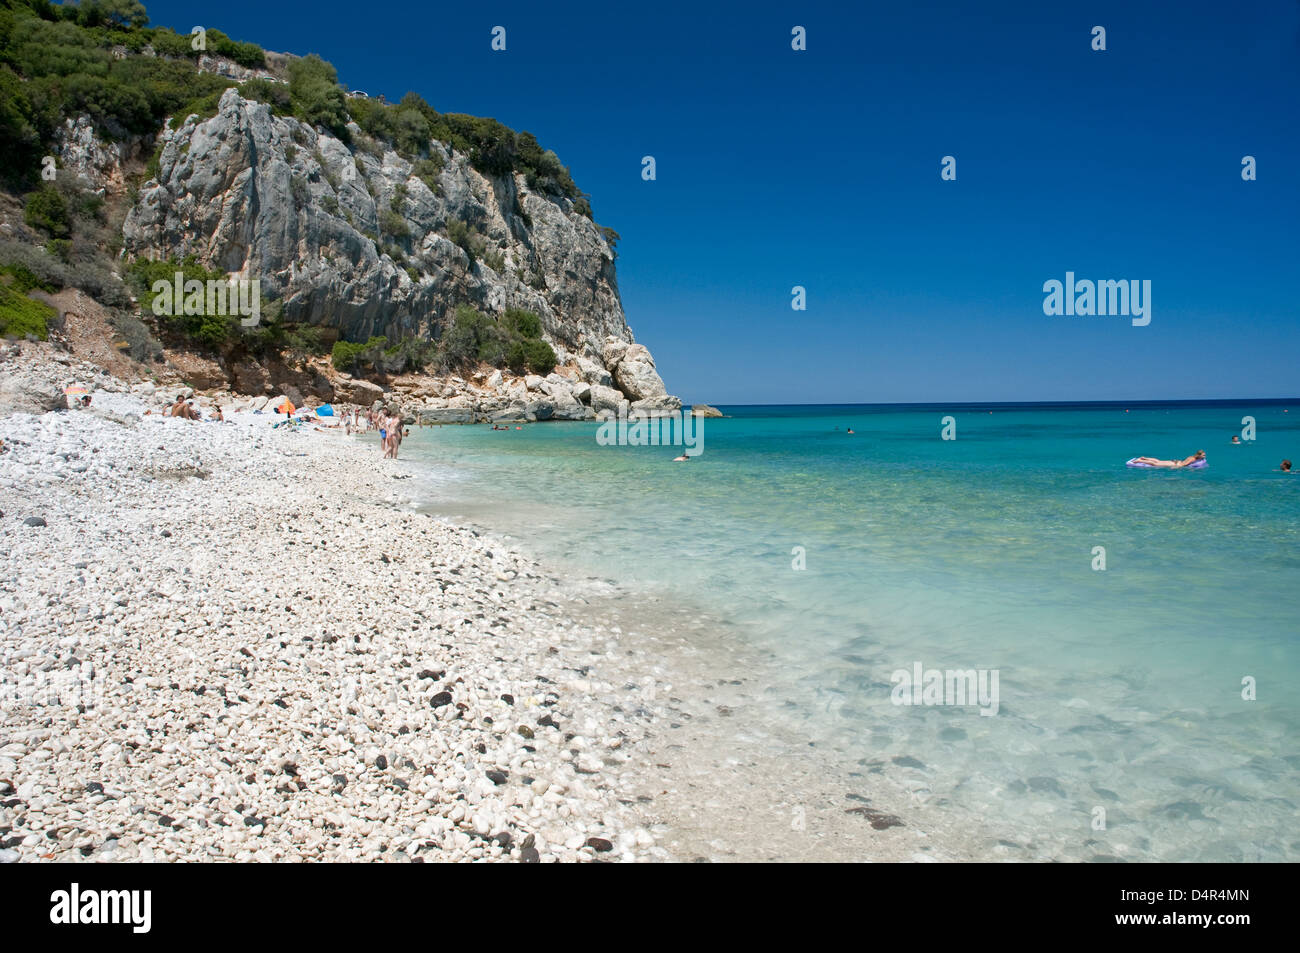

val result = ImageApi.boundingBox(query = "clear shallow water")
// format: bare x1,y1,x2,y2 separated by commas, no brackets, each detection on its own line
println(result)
399,402,1300,861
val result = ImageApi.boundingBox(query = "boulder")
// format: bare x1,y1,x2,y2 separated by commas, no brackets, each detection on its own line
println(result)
612,345,669,402
308,369,335,401
548,387,587,420
572,380,592,404
588,384,626,415
691,404,723,417
277,383,305,407
630,395,682,415
334,376,385,405
524,375,544,391
524,399,554,421
0,373,66,416
228,358,271,396
576,356,613,387
602,338,629,369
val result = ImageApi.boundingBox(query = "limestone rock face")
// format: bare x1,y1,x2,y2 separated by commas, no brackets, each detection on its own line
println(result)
121,88,677,408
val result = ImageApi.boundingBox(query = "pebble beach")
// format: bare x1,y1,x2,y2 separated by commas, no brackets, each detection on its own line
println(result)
0,344,670,863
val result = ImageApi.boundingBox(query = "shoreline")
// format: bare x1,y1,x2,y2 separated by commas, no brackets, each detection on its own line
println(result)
1,342,978,863
0,344,671,862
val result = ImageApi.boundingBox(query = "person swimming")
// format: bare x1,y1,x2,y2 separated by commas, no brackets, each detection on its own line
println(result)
1282,460,1293,472
672,451,690,462
1231,435,1241,444
1131,450,1206,469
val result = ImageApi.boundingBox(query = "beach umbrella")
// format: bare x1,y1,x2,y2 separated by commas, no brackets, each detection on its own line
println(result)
63,385,88,395
316,403,335,416
275,398,295,414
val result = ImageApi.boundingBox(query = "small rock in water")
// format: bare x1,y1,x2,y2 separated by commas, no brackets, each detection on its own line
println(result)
846,806,905,830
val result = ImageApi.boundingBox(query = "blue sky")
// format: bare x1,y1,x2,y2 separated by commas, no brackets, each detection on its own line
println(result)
144,0,1300,403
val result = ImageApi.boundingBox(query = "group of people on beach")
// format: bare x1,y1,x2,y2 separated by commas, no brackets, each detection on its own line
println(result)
344,406,406,458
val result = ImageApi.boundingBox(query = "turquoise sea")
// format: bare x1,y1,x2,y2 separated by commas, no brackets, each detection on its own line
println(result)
400,401,1300,861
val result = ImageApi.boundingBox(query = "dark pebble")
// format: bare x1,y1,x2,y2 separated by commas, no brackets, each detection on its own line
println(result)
516,725,534,739
491,831,512,848
23,516,46,527
486,770,507,786
430,691,453,708
418,669,444,681
160,530,171,538
501,693,514,705
85,782,104,794
586,837,613,852
845,806,904,830
375,755,388,770
520,846,540,863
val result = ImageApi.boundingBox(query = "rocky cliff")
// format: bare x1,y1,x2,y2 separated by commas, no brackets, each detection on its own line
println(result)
115,88,676,418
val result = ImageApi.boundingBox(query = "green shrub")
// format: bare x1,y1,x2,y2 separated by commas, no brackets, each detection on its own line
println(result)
411,155,443,194
125,254,239,348
204,28,266,70
331,335,388,372
284,324,324,357
379,207,409,240
522,337,557,374
24,187,70,237
481,248,504,273
0,282,55,340
438,303,554,374
108,308,164,362
287,54,350,140
504,337,528,374
239,78,291,114
445,218,485,265
502,308,542,339
0,261,56,294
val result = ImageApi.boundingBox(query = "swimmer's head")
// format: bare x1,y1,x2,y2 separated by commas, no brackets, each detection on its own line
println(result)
1283,460,1293,471
1195,450,1205,459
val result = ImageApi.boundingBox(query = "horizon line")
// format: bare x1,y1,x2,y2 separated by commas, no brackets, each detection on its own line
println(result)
694,397,1300,408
